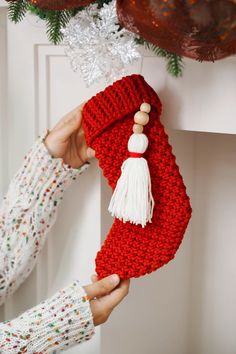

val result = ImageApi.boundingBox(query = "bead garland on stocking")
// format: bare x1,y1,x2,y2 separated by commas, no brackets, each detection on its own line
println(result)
109,102,154,228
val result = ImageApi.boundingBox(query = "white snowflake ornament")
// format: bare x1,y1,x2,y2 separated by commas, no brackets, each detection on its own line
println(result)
61,0,141,86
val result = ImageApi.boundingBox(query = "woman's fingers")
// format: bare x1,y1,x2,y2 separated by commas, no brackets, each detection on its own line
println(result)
87,147,96,159
54,113,81,143
86,275,130,326
91,274,98,283
45,107,83,157
50,103,85,144
54,103,85,130
100,279,130,310
84,274,120,300
45,102,95,165
75,128,95,162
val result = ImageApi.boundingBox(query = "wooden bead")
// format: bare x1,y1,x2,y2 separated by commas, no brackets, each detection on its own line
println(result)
133,123,144,134
134,111,149,126
140,102,151,113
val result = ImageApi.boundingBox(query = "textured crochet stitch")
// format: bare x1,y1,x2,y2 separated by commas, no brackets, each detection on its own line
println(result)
83,74,192,279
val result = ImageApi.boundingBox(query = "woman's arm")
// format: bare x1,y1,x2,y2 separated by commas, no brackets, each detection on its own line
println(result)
0,103,130,352
0,104,94,305
0,275,129,353
0,133,88,305
0,281,94,353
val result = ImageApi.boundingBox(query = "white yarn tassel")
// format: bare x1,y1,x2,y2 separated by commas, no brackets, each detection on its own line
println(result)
108,133,154,227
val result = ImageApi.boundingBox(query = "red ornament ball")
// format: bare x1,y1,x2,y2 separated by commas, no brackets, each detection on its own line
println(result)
117,0,236,61
29,0,95,10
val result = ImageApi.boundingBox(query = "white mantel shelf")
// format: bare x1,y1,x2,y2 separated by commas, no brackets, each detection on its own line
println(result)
162,57,236,135
1,3,236,135
138,50,236,135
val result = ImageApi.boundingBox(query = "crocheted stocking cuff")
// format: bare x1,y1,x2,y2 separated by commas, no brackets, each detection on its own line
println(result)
83,74,162,147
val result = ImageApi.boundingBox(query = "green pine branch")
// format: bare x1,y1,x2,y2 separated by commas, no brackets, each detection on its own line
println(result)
140,39,184,78
28,4,47,20
144,42,168,58
8,2,75,45
166,53,184,78
45,10,74,44
8,0,29,23
7,0,185,78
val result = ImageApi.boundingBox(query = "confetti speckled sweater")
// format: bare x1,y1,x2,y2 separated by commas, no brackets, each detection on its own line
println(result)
0,135,95,353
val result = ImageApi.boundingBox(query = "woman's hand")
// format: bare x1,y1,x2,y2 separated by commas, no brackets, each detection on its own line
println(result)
44,104,95,168
84,274,130,326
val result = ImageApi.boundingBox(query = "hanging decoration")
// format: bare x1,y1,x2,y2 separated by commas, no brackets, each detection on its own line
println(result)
62,0,140,86
6,0,185,80
6,0,236,85
117,0,236,62
28,0,94,10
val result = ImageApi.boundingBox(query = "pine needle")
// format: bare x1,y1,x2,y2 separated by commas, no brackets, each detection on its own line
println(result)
143,40,184,78
166,53,184,78
7,1,184,77
45,10,73,45
8,2,81,44
144,42,168,58
8,0,29,23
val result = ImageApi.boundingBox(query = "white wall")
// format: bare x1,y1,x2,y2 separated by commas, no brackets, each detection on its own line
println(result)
189,132,236,354
0,6,7,324
0,7,8,198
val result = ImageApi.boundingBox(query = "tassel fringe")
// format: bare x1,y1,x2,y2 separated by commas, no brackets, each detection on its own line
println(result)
108,133,154,227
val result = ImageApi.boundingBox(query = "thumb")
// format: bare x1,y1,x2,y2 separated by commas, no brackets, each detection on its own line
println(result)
86,147,96,160
54,115,81,143
84,274,120,300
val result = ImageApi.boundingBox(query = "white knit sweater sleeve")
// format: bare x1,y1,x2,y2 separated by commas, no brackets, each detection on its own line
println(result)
0,134,89,305
0,280,95,353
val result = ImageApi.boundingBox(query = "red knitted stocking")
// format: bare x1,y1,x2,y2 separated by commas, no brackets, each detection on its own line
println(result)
83,75,191,279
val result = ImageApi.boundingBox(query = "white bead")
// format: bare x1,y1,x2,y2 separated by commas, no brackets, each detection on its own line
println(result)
133,124,144,134
128,133,148,153
140,103,151,113
134,111,149,126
